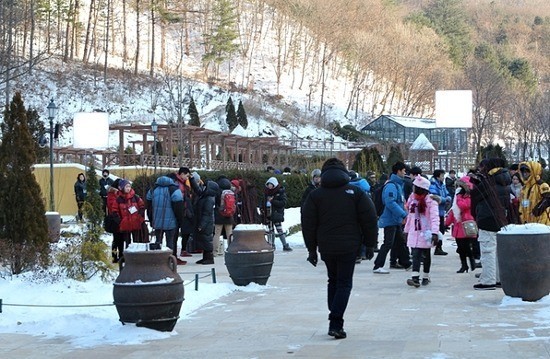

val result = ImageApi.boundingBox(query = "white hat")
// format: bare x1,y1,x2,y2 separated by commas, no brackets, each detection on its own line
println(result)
265,177,279,187
413,176,431,191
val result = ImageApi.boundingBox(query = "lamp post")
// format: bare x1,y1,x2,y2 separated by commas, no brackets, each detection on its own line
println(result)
151,119,158,173
47,99,58,212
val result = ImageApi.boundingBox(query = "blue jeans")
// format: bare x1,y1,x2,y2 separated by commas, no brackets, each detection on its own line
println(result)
154,228,177,250
374,225,411,269
321,251,357,329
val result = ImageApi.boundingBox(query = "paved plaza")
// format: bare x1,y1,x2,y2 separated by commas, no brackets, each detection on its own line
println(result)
1,239,549,358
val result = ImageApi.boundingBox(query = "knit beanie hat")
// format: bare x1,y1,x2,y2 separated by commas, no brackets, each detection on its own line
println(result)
118,179,130,190
412,176,430,191
266,177,279,187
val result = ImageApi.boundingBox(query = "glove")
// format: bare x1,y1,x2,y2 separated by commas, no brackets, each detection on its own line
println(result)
431,234,439,246
364,247,374,260
307,251,318,267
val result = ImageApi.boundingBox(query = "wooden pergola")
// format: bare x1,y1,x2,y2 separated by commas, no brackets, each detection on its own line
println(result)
54,123,295,170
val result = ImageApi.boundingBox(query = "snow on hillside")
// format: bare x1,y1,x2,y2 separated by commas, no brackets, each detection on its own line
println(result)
6,1,370,151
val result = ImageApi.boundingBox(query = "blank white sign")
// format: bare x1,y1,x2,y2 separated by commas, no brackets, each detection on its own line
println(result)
435,90,472,128
73,112,109,149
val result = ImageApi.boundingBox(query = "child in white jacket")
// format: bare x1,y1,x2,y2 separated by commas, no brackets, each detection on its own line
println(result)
403,176,440,287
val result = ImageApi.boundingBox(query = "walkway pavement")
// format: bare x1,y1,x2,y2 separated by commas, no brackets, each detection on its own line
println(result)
2,239,549,358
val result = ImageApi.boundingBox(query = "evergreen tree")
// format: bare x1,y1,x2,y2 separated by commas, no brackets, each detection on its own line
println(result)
201,0,239,77
83,163,104,237
188,97,201,127
385,145,405,172
225,96,238,131
352,146,385,176
26,108,49,163
0,92,50,274
236,100,248,129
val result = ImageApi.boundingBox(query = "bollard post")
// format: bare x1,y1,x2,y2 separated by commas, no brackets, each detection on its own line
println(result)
195,273,199,291
211,268,216,283
0,298,2,313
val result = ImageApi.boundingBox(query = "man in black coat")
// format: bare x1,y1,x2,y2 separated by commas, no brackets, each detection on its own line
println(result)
301,158,378,339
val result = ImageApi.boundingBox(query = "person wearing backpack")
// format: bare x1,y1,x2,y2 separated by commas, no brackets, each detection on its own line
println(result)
213,176,235,256
372,161,412,274
263,177,292,251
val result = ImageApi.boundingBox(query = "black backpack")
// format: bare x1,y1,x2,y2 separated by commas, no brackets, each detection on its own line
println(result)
373,181,398,217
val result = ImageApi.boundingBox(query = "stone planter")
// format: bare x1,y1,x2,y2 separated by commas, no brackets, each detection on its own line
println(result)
497,224,550,302
225,224,274,286
113,245,184,331
45,212,60,243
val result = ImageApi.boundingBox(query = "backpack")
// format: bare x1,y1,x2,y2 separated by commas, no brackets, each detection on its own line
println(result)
373,181,398,217
219,189,236,217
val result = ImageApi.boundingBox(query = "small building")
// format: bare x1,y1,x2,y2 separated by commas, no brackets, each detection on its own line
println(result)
360,115,469,153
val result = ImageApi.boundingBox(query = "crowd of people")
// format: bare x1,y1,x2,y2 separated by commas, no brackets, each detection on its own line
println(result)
300,157,550,340
74,166,293,265
72,158,550,340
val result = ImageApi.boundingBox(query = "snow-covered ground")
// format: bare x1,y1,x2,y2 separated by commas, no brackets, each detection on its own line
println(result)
0,208,305,348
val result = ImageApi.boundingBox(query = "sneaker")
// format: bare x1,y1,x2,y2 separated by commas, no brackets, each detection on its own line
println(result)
475,262,482,268
355,257,362,264
407,278,421,288
176,258,187,265
283,246,293,252
180,251,192,257
328,329,347,339
390,263,404,269
373,267,390,274
473,283,496,290
421,278,430,286
495,282,502,288
434,248,448,255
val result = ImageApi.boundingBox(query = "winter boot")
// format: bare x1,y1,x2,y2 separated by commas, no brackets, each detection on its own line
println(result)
407,275,421,288
279,233,292,251
421,273,431,286
457,257,469,273
328,314,346,339
469,256,477,272
199,251,214,265
434,240,448,255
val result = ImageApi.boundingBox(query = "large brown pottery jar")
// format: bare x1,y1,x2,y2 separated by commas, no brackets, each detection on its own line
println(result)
225,224,275,286
113,245,184,331
497,224,550,302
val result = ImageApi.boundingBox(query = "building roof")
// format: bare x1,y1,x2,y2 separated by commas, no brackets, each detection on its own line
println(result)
410,133,436,151
382,115,435,129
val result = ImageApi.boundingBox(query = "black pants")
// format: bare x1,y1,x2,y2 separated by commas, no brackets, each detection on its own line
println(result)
321,251,356,330
374,225,411,269
411,247,431,274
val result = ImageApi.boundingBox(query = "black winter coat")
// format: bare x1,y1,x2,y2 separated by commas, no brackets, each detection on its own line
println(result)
193,180,219,251
263,185,286,224
301,165,378,255
471,168,511,232
300,181,318,211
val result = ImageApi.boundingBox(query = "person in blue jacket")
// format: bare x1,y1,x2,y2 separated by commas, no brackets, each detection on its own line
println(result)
429,169,451,255
146,175,184,252
349,171,371,194
372,161,412,273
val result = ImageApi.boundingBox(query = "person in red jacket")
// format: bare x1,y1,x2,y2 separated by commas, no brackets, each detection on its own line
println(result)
113,179,146,249
106,179,123,263
445,176,478,273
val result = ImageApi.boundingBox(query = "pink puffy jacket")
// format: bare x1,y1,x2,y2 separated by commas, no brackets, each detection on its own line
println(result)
404,194,440,249
445,194,475,239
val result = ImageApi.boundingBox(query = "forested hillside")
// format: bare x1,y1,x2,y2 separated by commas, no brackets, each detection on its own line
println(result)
1,0,549,158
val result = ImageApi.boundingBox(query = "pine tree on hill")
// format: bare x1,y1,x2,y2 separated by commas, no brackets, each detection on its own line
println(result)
0,92,50,274
188,97,201,127
225,96,238,131
237,100,248,129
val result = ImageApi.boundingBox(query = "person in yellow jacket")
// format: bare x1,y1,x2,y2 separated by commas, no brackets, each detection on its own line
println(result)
518,161,550,224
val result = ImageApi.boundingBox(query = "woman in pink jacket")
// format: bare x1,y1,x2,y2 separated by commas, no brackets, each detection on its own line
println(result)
445,176,477,273
404,176,440,287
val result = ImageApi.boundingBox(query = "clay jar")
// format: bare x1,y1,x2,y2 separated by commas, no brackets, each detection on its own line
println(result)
225,224,275,286
113,245,184,331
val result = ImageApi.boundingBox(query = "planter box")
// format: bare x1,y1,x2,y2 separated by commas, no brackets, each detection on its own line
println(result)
497,224,550,302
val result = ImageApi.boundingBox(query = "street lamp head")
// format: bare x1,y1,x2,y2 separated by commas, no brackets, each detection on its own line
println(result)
47,99,58,119
151,119,158,133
